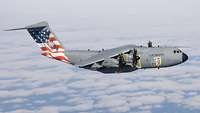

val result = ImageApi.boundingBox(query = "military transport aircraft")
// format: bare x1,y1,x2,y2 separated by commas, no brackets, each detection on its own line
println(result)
5,22,188,73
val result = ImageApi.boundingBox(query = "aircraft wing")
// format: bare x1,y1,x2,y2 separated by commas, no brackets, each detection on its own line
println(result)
75,45,137,67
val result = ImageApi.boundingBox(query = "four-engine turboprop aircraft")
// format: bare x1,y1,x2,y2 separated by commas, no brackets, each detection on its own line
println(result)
5,22,188,73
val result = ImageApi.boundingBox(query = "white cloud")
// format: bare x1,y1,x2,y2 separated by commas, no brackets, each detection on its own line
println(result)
3,106,60,113
183,95,200,109
37,106,59,113
109,105,130,113
94,95,127,108
2,98,28,104
160,92,184,104
1,0,200,112
128,95,165,108
3,109,35,113
131,111,152,113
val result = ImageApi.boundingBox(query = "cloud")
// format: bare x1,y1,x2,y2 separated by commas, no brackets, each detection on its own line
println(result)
1,64,200,113
37,106,60,113
2,106,60,113
3,109,36,113
2,98,28,104
94,95,127,108
1,0,200,113
183,95,200,109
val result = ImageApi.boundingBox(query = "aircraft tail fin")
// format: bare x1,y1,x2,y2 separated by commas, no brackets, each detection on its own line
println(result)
5,22,70,63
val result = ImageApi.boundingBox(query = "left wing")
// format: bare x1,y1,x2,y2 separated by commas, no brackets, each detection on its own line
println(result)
75,45,137,67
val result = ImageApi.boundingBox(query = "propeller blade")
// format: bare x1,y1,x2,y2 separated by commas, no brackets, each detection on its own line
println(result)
117,53,126,73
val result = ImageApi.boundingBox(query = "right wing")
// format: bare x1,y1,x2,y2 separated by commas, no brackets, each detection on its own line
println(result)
75,45,137,67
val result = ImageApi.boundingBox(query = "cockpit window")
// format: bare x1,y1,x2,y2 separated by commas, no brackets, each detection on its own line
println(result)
174,49,182,54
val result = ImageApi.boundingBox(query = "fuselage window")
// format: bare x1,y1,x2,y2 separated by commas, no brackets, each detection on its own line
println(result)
174,50,176,53
174,50,181,54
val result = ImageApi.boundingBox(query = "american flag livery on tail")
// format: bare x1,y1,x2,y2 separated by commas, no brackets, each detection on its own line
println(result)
26,22,70,63
6,22,70,63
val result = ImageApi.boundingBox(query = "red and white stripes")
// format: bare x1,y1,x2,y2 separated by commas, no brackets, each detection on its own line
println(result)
38,33,70,63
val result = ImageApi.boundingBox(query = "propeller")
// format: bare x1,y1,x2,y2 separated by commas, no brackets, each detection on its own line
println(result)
117,49,140,72
117,53,126,73
132,49,140,67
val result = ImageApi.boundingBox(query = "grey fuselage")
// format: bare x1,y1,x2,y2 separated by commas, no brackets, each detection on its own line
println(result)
65,45,188,73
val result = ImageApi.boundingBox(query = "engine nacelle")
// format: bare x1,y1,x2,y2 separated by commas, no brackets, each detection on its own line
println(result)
102,52,138,68
121,54,133,64
102,58,119,68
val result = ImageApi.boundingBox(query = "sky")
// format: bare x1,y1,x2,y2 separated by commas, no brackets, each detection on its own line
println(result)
0,0,200,113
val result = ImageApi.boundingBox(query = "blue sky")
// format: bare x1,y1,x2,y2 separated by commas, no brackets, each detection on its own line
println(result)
0,0,200,113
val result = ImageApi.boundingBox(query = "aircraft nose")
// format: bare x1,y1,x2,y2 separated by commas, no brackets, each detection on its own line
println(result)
182,53,188,62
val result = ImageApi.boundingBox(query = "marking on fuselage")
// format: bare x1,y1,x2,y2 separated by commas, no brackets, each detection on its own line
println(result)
154,56,162,67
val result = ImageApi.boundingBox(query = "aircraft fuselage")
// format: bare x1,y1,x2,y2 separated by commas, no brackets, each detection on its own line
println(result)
66,45,188,73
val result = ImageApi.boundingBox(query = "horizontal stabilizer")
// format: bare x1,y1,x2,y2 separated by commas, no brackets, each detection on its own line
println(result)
4,21,48,31
4,27,27,31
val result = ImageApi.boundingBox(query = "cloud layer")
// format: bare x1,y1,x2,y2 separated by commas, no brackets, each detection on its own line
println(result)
1,0,200,113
